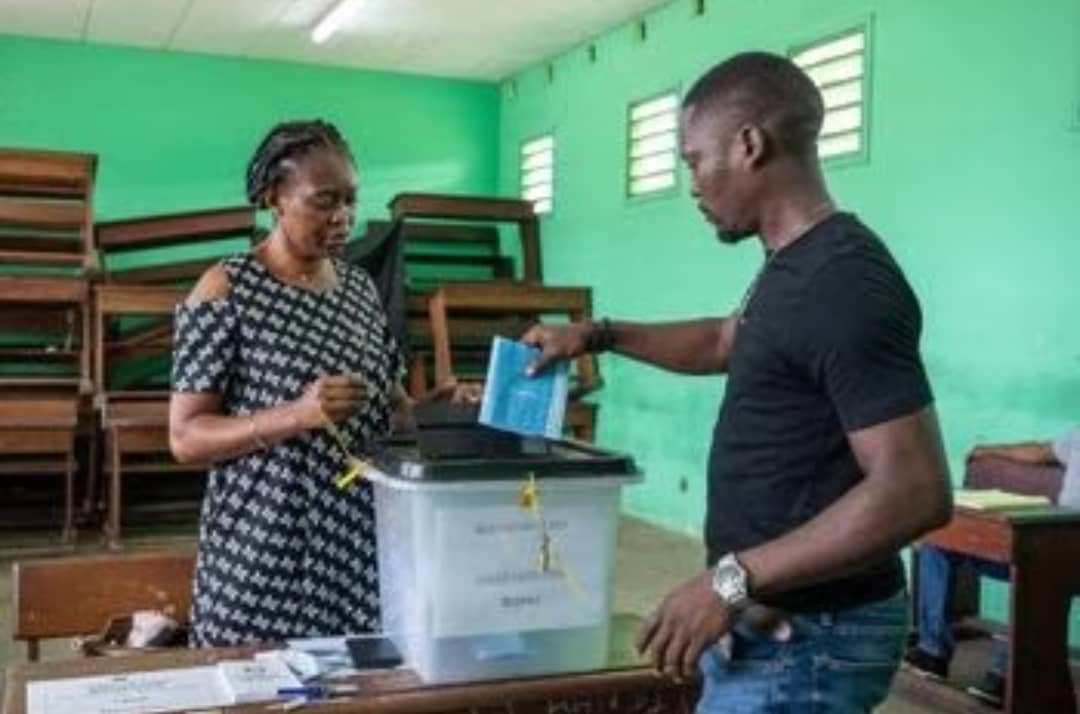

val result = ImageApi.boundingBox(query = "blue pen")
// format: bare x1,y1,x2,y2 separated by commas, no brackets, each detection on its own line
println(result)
278,683,358,699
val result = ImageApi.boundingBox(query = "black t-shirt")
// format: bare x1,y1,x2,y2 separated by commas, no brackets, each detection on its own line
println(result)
706,212,933,612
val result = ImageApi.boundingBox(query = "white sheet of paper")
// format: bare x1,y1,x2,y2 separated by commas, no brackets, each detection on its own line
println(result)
27,666,226,714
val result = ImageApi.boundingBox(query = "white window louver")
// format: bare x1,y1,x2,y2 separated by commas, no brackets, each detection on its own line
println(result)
792,28,867,160
628,92,679,196
521,135,554,215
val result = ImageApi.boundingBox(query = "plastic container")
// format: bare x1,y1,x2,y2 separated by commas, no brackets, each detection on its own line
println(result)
368,431,640,684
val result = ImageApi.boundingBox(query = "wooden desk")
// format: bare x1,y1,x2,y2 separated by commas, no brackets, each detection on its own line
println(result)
3,646,697,714
921,506,1080,714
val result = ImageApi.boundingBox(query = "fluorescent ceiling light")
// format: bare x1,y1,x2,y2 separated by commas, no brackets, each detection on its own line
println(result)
311,0,365,44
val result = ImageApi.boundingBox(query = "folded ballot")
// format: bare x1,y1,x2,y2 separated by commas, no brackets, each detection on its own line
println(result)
479,336,569,439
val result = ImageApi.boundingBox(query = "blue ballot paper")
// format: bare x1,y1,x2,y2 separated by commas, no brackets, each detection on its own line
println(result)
479,336,569,439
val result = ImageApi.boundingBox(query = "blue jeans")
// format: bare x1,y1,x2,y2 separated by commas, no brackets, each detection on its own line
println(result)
696,591,907,713
915,544,1010,673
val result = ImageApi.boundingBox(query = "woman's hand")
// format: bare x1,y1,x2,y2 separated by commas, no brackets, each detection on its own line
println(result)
429,379,483,404
294,374,367,428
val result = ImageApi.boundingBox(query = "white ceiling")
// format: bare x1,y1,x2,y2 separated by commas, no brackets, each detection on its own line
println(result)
0,0,674,80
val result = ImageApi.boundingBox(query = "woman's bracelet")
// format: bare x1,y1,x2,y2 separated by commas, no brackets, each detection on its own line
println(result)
249,412,269,450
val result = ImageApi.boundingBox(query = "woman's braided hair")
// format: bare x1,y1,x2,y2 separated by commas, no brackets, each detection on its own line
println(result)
245,119,354,208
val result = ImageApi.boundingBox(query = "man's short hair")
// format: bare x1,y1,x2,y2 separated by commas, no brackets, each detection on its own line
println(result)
683,52,824,158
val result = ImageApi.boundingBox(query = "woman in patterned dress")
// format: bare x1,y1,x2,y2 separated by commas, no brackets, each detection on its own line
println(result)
169,120,417,646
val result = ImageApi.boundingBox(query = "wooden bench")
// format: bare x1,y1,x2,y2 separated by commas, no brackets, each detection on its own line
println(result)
12,550,195,661
93,283,204,548
0,148,97,272
95,205,257,285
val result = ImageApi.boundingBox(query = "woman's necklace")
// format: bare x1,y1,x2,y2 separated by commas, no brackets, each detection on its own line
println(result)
264,225,335,289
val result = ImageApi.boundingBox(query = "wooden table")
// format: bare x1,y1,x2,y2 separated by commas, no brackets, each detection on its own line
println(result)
921,506,1080,714
3,646,698,714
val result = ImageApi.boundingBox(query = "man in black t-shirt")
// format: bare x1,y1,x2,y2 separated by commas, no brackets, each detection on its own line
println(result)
524,52,951,713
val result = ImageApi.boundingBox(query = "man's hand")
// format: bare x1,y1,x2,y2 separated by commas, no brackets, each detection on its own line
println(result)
635,570,733,680
520,323,593,376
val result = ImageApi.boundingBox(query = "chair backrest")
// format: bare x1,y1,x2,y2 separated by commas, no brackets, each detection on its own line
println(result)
965,456,1064,503
13,550,196,660
94,284,187,398
0,276,91,394
0,398,78,460
0,148,97,272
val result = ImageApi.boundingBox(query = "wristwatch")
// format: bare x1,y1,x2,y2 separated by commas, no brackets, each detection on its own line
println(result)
711,553,751,611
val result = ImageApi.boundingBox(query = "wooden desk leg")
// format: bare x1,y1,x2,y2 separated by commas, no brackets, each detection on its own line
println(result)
1008,554,1076,713
80,423,101,523
105,429,123,551
61,446,75,544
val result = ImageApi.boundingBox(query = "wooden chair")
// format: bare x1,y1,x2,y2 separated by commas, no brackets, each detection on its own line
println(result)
95,205,257,285
389,193,542,283
12,550,195,661
93,284,203,548
0,399,79,543
0,276,92,541
0,275,92,395
425,281,602,442
0,148,97,272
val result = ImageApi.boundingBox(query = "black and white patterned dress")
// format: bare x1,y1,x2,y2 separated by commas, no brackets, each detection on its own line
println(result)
171,253,402,646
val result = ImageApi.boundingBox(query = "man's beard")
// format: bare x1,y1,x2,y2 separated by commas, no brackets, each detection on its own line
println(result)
715,224,754,244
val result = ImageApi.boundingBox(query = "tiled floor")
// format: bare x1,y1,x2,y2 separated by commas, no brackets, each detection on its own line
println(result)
0,517,1025,712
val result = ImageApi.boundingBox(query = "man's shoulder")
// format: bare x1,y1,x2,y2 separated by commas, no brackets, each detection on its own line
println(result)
805,213,890,260
798,216,904,288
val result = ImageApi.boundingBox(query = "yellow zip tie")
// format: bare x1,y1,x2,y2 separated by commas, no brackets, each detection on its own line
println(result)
324,420,369,490
334,458,367,490
518,472,586,604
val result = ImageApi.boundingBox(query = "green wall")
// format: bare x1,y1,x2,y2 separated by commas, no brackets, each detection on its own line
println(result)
0,34,499,228
499,0,1080,626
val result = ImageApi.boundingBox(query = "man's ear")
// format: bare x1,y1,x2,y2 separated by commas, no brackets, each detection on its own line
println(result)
737,124,771,169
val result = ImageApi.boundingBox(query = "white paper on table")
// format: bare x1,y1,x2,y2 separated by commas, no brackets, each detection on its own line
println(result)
27,666,226,714
215,656,301,704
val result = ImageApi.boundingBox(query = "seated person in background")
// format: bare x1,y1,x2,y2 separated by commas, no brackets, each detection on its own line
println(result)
905,426,1080,707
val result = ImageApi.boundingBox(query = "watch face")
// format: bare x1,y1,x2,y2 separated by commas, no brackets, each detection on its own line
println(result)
713,557,748,604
